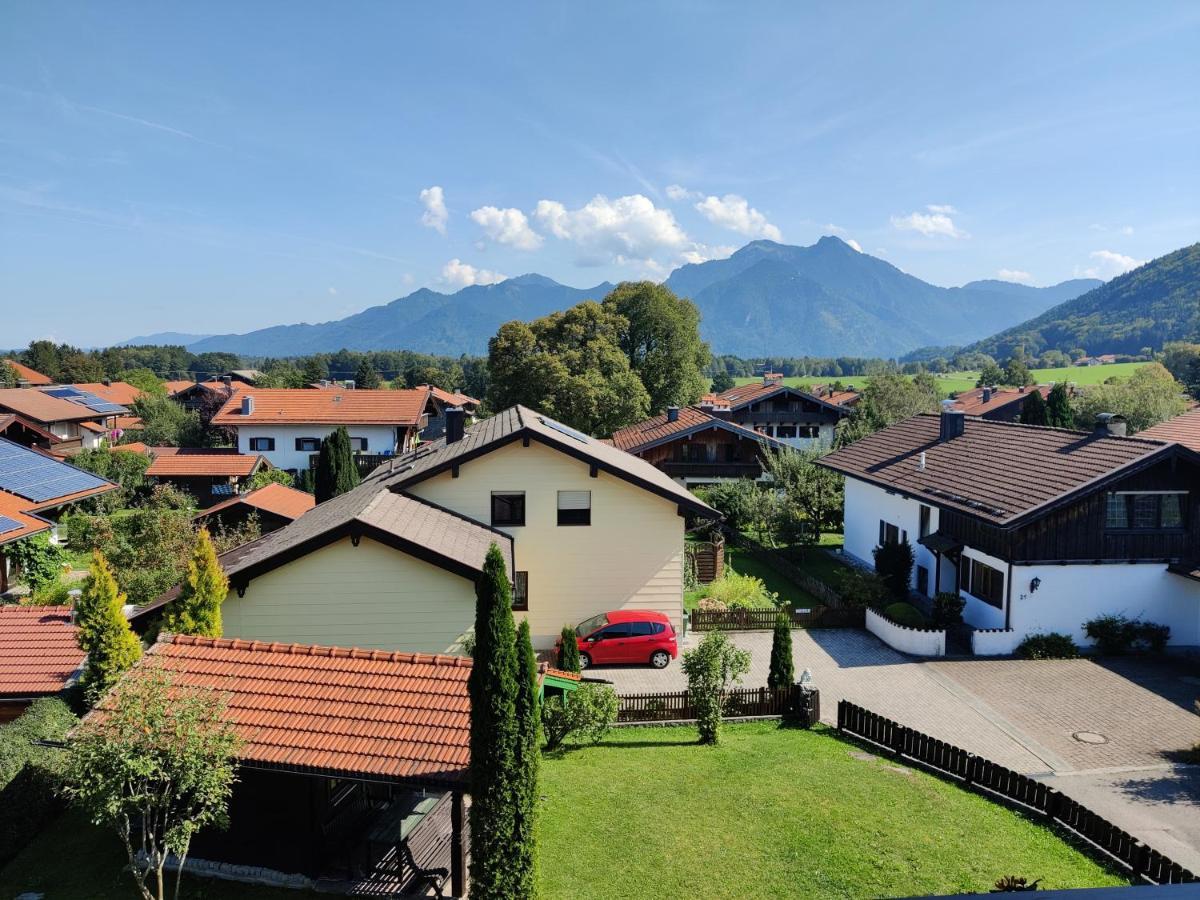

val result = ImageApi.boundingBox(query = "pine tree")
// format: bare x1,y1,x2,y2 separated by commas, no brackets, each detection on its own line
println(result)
354,359,382,389
314,426,361,503
163,528,228,637
767,610,794,691
512,619,541,898
75,550,142,704
1019,388,1049,426
557,624,581,672
468,544,519,899
1046,382,1073,428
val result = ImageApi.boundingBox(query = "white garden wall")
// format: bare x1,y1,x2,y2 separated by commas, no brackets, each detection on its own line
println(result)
865,607,946,656
971,628,1019,656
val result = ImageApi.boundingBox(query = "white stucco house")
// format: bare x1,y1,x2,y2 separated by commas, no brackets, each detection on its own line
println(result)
819,408,1200,651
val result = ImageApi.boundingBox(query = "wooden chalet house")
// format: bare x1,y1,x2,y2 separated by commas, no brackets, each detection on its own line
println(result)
708,373,854,448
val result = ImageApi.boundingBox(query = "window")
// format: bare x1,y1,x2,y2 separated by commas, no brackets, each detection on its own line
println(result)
512,571,528,611
776,425,797,439
594,623,631,641
916,565,929,596
491,492,525,527
557,490,591,526
799,425,819,439
878,520,900,546
628,621,656,636
960,556,1004,609
1105,492,1187,531
919,505,932,539
295,437,321,452
350,437,368,452
248,437,275,452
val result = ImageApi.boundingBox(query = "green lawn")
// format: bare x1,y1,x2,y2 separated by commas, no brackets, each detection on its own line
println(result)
0,811,318,899
537,723,1128,900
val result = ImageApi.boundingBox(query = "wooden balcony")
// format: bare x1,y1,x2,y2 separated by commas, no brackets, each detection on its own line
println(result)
660,461,763,479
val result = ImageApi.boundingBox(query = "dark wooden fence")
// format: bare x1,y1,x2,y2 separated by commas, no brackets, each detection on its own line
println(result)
725,530,845,606
618,685,801,723
836,700,1196,886
690,605,864,631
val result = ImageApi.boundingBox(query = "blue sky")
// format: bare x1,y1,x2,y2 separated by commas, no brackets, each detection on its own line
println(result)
3,1,1198,347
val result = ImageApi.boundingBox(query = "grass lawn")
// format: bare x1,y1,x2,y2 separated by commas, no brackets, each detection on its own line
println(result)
0,811,318,899
537,723,1128,899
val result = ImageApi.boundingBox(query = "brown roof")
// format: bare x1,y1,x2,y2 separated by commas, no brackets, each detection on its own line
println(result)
610,406,785,453
125,635,470,783
211,388,429,426
163,380,197,396
419,385,481,409
73,382,145,406
0,388,104,424
0,413,62,445
2,360,53,386
196,482,316,523
1140,407,1200,453
817,413,1177,526
951,385,1050,416
715,379,846,414
145,447,264,477
0,605,86,698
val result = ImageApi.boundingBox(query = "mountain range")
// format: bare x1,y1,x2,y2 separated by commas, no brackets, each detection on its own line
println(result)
123,237,1102,358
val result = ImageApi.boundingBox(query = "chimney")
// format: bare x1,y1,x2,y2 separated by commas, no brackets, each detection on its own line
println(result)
917,451,926,471
763,372,784,385
981,387,992,404
666,406,680,423
445,406,465,444
939,400,965,441
222,375,232,387
241,395,254,416
1094,412,1127,438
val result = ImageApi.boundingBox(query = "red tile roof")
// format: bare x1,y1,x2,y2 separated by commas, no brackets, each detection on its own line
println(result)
0,491,53,544
1140,407,1200,452
2,360,52,386
418,384,481,409
145,447,264,477
951,385,1050,416
211,388,429,427
112,442,149,455
715,379,846,413
196,482,316,523
73,382,145,406
163,380,197,396
136,635,471,783
610,406,781,453
0,605,85,698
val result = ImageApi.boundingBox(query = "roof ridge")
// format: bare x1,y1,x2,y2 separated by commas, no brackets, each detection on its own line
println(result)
916,411,1170,446
163,632,473,667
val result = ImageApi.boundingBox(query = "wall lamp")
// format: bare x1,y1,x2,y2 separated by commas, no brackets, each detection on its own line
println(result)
1029,577,1041,594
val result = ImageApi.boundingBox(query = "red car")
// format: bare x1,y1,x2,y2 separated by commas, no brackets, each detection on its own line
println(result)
564,610,678,670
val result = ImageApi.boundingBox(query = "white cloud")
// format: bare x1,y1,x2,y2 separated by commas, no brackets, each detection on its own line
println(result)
533,194,689,264
693,193,782,241
1079,249,1144,279
679,244,737,265
469,205,543,250
440,258,508,288
419,186,448,235
824,223,847,235
996,268,1034,284
846,239,863,253
666,184,701,202
890,205,968,239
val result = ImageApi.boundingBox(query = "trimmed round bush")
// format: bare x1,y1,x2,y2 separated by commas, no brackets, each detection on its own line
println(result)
1016,632,1080,660
882,602,926,628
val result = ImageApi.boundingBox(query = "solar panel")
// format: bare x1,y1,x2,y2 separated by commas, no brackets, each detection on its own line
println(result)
0,515,24,536
44,387,84,399
539,416,590,444
42,387,126,415
86,402,126,414
0,438,108,503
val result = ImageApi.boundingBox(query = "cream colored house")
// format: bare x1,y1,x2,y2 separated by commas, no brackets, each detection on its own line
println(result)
134,405,718,652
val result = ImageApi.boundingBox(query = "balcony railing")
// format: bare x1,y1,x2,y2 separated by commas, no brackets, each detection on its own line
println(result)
660,461,763,478
309,452,392,477
732,410,834,425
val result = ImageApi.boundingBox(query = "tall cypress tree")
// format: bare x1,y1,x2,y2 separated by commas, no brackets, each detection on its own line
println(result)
767,610,794,691
75,550,142,704
314,426,360,503
163,528,228,637
557,624,581,672
1019,388,1049,426
513,619,541,898
1046,382,1074,428
468,544,519,899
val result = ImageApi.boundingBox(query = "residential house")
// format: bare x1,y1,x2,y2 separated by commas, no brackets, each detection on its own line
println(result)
0,606,86,722
133,405,719,650
818,408,1200,650
0,388,127,454
611,404,790,485
194,482,315,534
0,413,63,451
0,436,117,592
72,381,146,432
950,385,1053,422
418,385,481,440
209,388,429,474
205,369,263,385
1140,406,1200,450
163,379,198,396
709,373,853,448
2,360,53,388
143,446,268,507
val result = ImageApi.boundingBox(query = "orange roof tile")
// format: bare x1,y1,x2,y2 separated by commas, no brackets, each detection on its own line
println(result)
0,490,53,544
128,635,472,783
610,406,783,453
0,605,85,698
2,360,53,386
113,442,150,455
73,382,144,406
196,482,316,523
211,388,428,427
418,384,480,409
145,447,264,477
163,380,197,396
1140,407,1200,452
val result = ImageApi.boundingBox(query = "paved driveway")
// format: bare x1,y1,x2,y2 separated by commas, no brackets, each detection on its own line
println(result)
589,628,1200,870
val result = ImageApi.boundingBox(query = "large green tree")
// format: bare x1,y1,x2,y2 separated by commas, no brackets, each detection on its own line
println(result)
513,619,541,898
468,544,520,899
313,426,360,503
836,373,939,445
1018,389,1049,426
1046,382,1074,428
354,358,382,389
75,551,143,704
1072,362,1189,433
162,528,228,637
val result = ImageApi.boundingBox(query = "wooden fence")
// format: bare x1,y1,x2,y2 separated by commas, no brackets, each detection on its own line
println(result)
725,530,845,607
690,605,864,631
836,700,1196,886
618,685,804,723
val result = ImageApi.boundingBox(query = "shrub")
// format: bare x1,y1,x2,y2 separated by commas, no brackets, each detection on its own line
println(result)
541,683,619,750
693,480,767,534
767,611,794,690
881,602,926,628
1016,632,1080,660
681,631,751,745
0,697,78,866
930,592,966,627
1135,621,1171,653
840,568,888,608
5,534,65,592
29,579,73,606
704,570,777,609
873,540,915,601
1083,614,1171,655
557,624,581,673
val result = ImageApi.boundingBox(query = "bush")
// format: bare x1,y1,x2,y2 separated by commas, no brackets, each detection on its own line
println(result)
29,579,73,606
1016,632,1080,660
693,480,768,534
5,534,65,592
542,683,619,750
557,624,581,673
839,568,889,608
873,540,915,601
681,631,752,745
0,697,78,866
703,570,777,609
882,602,926,628
930,592,966,627
1083,614,1171,655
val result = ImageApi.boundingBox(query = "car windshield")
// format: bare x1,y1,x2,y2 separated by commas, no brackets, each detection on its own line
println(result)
575,613,609,637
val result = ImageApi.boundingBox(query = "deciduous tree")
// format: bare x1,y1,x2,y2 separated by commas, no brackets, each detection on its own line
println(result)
680,631,751,745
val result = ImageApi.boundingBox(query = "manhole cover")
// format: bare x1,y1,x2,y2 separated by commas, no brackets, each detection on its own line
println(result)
1072,731,1108,745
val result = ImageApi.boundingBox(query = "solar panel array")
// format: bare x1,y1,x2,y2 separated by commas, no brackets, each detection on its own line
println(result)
0,439,108,503
0,515,24,536
539,416,591,444
42,386,127,415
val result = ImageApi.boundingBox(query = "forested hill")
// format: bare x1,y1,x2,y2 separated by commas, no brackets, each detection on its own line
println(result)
967,242,1200,360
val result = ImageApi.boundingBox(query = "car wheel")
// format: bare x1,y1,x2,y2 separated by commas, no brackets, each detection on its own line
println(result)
650,650,671,669
579,653,592,670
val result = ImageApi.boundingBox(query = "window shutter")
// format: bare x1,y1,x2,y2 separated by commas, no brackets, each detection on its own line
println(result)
558,491,591,510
